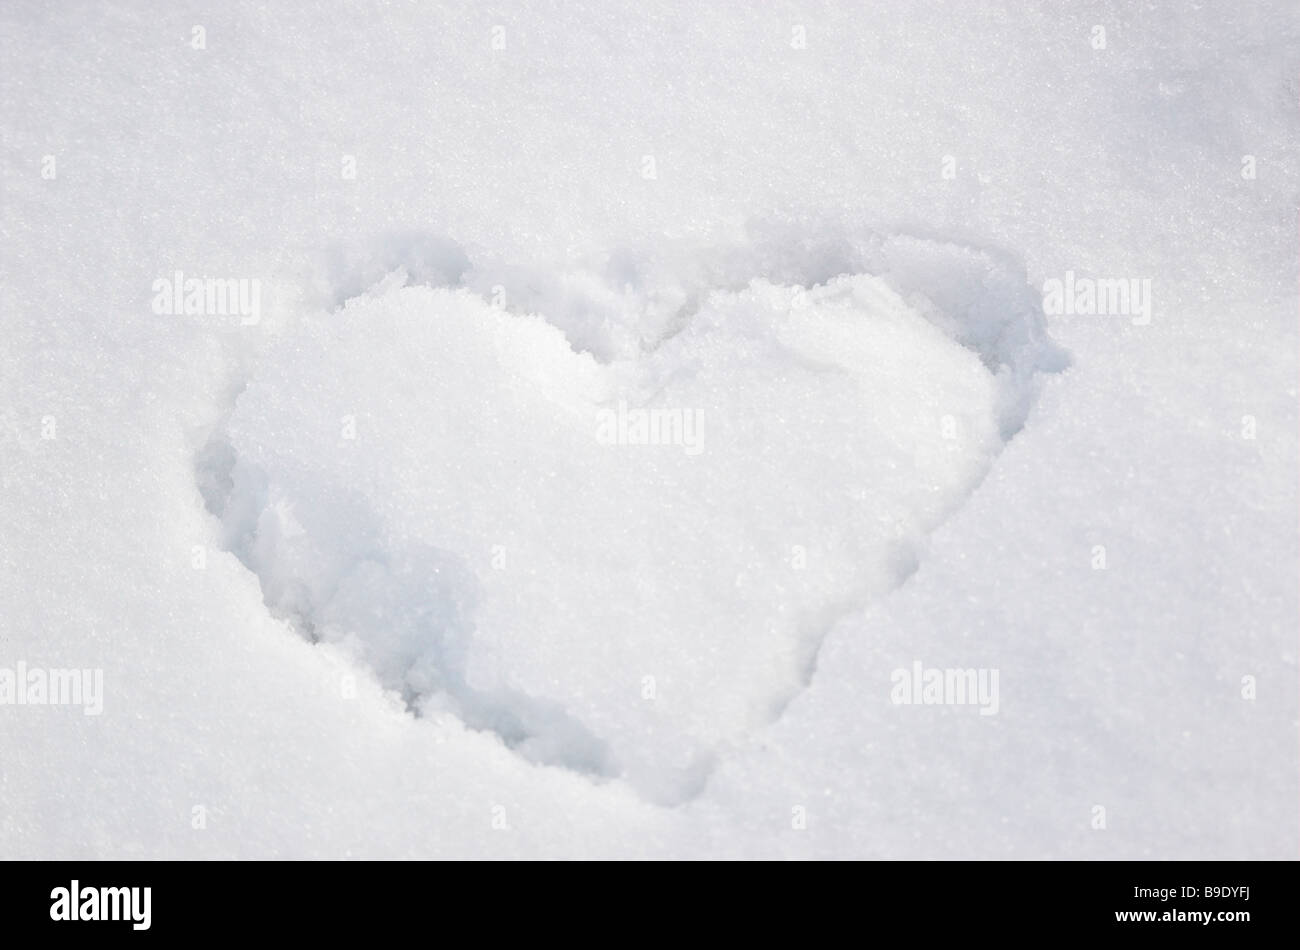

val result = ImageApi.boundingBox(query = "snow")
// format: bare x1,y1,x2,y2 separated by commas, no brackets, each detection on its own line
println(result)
1,0,1296,858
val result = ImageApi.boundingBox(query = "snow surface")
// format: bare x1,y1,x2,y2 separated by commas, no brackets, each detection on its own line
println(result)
1,1,1296,857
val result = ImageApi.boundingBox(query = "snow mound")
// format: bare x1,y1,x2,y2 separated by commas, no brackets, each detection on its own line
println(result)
202,233,1061,803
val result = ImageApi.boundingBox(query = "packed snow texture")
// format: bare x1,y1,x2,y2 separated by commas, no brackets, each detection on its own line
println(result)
1,1,1296,857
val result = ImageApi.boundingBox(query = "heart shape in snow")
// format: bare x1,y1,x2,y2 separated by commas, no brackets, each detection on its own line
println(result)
206,231,1063,803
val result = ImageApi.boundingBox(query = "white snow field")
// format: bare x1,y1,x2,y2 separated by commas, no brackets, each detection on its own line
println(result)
1,1,1296,858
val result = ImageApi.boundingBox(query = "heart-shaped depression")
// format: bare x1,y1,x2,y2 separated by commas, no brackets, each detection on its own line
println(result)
202,232,1064,804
